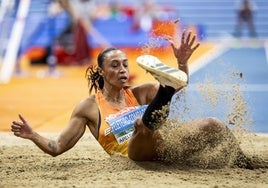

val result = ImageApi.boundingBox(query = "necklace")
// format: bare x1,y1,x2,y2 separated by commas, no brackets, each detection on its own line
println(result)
102,89,126,109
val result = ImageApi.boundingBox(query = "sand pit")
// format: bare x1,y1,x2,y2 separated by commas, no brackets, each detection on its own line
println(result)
1,132,268,188
1,45,267,187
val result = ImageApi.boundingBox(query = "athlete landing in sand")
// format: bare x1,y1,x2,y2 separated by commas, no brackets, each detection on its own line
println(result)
11,30,253,169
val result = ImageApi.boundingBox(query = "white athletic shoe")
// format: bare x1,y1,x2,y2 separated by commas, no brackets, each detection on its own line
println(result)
136,55,188,89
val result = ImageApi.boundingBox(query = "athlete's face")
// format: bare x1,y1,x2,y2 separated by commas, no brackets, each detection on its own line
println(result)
99,50,130,88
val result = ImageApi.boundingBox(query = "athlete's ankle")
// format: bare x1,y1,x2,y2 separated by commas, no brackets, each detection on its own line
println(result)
142,85,173,130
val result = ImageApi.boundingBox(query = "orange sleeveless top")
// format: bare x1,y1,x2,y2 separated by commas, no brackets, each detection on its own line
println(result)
95,88,146,156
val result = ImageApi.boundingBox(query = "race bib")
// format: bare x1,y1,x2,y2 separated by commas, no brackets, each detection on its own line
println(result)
105,105,148,144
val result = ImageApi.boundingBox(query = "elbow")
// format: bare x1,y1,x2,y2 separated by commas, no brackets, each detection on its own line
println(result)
47,151,61,157
50,153,60,157
47,140,63,157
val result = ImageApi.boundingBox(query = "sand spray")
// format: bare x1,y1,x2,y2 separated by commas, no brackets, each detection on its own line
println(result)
137,22,267,168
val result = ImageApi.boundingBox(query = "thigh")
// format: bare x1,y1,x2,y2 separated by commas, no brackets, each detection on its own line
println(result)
175,118,226,151
182,117,226,133
128,118,161,161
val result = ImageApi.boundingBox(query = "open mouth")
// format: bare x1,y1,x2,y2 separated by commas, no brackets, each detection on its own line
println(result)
119,76,128,82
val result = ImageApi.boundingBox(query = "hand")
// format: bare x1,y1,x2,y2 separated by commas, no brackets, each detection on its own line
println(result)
11,114,34,139
165,30,200,65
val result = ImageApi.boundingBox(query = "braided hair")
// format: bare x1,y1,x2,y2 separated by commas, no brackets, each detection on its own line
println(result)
85,47,119,94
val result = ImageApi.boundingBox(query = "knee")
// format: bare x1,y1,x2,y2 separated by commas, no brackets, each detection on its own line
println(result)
128,119,159,161
200,117,226,133
133,118,153,135
130,118,154,146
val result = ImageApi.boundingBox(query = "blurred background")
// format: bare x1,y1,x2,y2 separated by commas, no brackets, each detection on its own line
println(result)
0,0,267,133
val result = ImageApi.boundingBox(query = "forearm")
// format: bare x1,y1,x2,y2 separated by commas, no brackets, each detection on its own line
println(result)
12,112,86,157
30,132,61,157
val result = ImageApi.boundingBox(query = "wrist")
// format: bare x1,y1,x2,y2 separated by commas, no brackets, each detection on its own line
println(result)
29,131,39,141
179,63,187,68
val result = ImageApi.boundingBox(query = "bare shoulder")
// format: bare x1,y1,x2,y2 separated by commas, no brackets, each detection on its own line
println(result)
72,95,100,138
130,82,159,104
76,94,97,109
72,95,98,119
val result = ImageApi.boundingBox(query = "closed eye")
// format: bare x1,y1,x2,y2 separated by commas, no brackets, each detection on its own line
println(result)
111,61,119,68
123,61,128,68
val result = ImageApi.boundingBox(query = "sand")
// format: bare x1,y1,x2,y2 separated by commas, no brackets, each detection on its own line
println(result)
1,131,268,188
1,44,267,187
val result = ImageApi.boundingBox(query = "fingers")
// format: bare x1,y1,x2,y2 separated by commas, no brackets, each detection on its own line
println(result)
12,120,20,126
181,31,193,45
11,115,26,128
165,30,199,54
181,30,186,44
189,34,196,46
184,32,196,45
164,36,174,46
163,35,172,41
192,43,200,51
19,114,27,124
11,123,21,129
11,122,22,136
185,31,191,44
11,114,27,137
182,31,200,51
181,30,193,43
164,35,176,53
188,34,200,51
164,35,176,46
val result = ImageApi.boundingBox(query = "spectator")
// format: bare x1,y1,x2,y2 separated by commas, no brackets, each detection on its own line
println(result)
132,0,166,32
234,0,258,38
36,0,65,78
57,0,97,65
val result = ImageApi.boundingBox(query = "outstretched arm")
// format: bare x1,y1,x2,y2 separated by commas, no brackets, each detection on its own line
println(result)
165,30,200,77
11,99,95,156
11,114,85,156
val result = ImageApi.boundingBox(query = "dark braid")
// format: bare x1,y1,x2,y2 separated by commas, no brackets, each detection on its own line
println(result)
85,65,103,94
85,47,119,94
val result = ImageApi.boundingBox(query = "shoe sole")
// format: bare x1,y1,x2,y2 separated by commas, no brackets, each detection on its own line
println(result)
136,55,188,88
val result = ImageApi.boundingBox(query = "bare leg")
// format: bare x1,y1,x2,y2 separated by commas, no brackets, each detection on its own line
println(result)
247,18,257,37
128,117,252,169
234,18,243,37
127,86,175,160
175,117,226,154
128,118,161,161
178,117,253,169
